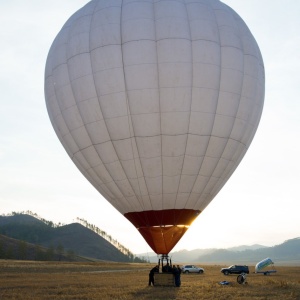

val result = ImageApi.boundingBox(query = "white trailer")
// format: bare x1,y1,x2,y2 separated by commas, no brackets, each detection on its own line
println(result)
255,258,277,275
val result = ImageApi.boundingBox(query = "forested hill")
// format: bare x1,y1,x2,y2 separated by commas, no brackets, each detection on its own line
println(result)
0,213,145,262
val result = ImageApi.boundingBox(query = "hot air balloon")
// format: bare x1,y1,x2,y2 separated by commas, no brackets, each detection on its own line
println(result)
45,0,264,255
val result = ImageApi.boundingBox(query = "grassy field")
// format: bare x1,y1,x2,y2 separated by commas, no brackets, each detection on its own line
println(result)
0,260,300,299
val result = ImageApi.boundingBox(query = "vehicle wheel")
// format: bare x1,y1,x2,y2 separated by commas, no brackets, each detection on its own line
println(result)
224,271,229,275
199,270,203,274
184,271,189,274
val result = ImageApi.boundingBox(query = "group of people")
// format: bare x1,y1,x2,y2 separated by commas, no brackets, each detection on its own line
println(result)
148,264,182,287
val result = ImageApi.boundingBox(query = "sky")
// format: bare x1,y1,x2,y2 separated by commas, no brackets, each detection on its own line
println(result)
1,0,299,256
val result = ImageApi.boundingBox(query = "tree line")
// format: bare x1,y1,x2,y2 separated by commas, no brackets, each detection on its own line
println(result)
76,217,148,263
0,238,75,261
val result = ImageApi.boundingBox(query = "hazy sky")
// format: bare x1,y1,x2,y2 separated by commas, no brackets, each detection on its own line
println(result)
1,0,299,256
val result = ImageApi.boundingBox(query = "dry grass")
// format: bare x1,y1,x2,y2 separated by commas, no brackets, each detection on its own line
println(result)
0,260,300,299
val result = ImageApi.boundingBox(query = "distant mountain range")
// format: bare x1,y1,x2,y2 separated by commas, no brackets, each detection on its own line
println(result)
0,214,144,262
1,213,299,265
138,238,300,265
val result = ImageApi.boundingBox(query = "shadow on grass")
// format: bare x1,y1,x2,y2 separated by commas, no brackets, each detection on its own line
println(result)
130,286,179,300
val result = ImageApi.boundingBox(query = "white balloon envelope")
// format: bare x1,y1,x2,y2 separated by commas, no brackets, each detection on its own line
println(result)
45,0,264,254
255,258,274,273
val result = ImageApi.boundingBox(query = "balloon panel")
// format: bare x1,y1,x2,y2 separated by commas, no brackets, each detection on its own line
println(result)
45,0,264,254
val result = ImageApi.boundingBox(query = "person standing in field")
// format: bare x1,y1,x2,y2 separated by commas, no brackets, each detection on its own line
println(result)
173,265,181,287
176,265,182,287
148,265,159,286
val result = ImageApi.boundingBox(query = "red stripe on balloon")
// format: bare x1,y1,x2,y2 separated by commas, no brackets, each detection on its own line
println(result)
124,209,200,228
124,209,200,254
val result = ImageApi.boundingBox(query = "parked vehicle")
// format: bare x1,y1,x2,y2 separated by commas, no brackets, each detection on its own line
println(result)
181,265,204,274
221,265,249,275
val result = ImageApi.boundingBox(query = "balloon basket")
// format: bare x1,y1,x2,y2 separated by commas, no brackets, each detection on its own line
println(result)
154,273,175,286
154,254,175,286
